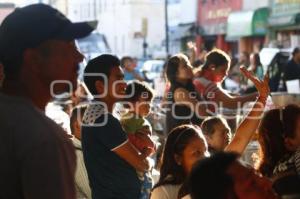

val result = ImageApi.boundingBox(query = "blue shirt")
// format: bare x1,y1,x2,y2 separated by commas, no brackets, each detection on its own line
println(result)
81,104,140,199
124,69,143,81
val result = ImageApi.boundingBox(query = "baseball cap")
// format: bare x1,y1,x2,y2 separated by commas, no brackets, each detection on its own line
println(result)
0,3,98,63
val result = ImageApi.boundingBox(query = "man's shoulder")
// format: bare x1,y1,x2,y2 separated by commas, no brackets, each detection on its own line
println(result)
82,103,118,128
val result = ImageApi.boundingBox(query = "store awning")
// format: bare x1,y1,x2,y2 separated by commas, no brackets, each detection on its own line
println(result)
169,23,195,41
227,7,269,38
268,13,300,28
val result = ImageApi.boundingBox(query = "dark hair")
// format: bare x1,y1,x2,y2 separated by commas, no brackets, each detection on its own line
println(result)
257,104,300,177
70,104,87,134
153,124,203,189
251,53,262,67
83,54,120,95
125,80,154,103
292,47,300,57
166,53,195,91
201,49,230,71
188,152,239,199
201,116,228,137
120,56,133,68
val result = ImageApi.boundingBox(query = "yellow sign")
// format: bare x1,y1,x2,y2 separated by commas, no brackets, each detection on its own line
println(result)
275,0,300,3
208,8,231,19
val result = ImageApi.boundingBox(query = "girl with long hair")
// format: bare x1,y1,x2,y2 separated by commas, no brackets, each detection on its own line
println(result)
165,53,208,133
257,104,300,195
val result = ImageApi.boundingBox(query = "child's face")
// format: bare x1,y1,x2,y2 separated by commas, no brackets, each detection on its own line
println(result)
180,135,209,174
211,64,229,83
134,96,151,117
207,121,231,151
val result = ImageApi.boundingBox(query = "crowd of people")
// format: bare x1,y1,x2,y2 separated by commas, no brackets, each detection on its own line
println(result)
0,3,300,199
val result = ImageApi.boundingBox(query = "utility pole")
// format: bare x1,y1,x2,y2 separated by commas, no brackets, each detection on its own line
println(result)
164,0,169,58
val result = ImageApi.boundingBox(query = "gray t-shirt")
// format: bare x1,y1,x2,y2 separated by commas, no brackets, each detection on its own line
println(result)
0,93,76,199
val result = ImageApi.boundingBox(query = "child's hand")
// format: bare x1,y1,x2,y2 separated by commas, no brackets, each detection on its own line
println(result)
240,66,270,100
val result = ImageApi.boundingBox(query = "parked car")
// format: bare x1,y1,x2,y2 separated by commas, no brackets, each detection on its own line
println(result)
259,47,292,92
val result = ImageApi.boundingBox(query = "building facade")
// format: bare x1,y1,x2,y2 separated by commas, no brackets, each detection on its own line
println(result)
96,0,165,58
268,0,300,48
196,0,243,55
226,0,270,55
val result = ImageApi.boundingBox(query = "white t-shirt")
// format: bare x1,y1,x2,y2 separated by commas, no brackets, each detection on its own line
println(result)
151,184,182,199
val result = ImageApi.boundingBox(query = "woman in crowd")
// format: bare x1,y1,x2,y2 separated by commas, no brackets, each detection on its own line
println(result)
165,53,208,133
243,53,264,93
150,124,209,199
194,49,258,110
151,68,270,199
257,104,300,196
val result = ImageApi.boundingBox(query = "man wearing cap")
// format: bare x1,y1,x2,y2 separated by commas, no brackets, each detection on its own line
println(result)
0,4,96,199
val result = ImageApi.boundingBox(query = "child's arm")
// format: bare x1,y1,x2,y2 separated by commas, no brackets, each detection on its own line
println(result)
225,67,270,154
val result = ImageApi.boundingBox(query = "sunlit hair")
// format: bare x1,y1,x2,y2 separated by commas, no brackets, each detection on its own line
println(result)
153,124,205,190
166,53,191,85
201,49,230,71
257,104,300,177
166,53,195,93
250,52,262,67
125,80,154,102
201,115,231,137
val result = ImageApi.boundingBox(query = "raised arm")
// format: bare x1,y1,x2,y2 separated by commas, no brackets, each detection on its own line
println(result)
209,87,258,109
225,66,270,154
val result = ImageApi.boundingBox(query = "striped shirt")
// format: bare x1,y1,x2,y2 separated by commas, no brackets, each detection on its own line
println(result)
73,138,91,199
273,147,300,176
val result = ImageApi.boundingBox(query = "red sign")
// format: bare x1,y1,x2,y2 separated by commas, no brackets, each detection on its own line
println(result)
198,0,242,25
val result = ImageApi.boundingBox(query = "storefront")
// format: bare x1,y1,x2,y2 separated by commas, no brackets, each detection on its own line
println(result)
227,7,269,53
196,0,242,54
268,0,300,48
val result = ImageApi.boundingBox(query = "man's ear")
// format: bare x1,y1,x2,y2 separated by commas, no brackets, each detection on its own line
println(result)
174,154,182,166
95,80,104,95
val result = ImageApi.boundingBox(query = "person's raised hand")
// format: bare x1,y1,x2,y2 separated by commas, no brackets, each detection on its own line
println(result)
240,66,270,100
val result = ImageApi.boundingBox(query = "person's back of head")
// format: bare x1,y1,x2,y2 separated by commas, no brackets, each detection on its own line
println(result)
83,54,120,96
201,49,230,71
188,152,238,199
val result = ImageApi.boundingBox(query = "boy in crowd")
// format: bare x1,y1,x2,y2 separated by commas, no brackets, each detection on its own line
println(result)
201,116,232,153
